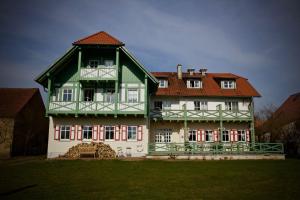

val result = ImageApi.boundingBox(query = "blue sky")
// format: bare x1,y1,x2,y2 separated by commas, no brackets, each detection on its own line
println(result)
0,0,299,111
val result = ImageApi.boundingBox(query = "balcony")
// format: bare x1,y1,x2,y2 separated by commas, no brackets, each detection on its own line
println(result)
48,101,145,115
150,109,252,121
80,66,117,80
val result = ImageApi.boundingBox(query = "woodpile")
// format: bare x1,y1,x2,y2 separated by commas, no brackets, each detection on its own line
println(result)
64,142,116,159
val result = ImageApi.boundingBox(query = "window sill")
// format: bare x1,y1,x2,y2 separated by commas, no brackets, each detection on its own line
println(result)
60,139,70,142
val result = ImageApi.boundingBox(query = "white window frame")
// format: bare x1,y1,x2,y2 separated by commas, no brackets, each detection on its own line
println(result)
83,88,94,102
194,101,208,110
205,130,213,142
127,126,137,141
238,130,246,142
105,88,115,103
187,80,202,88
188,130,197,142
62,89,73,102
127,89,138,103
225,101,239,111
60,125,70,140
158,79,168,88
82,125,93,140
155,129,172,143
89,60,99,68
105,126,115,141
221,80,236,89
104,60,114,67
222,130,230,142
163,101,171,110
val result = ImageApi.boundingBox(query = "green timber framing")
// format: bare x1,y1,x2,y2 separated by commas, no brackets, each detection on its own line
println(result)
35,45,158,118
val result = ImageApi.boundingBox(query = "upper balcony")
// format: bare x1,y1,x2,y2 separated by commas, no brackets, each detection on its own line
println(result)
80,66,117,81
150,109,252,121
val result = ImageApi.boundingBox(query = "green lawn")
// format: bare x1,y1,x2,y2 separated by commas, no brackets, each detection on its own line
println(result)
0,158,299,200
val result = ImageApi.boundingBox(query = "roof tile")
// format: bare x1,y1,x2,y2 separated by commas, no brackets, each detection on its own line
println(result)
73,31,124,46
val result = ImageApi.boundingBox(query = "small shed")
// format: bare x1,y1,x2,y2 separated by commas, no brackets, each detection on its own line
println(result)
0,88,48,158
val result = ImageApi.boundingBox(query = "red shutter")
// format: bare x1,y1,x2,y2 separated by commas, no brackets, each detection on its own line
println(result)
201,130,205,142
115,125,120,141
54,125,60,140
234,129,238,142
99,125,104,141
93,125,98,141
213,129,218,142
77,125,82,140
230,130,234,142
121,125,127,141
70,125,75,140
137,126,143,141
246,130,250,142
197,129,201,142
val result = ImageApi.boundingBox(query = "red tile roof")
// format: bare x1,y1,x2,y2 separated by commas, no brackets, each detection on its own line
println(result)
0,88,39,117
73,31,124,46
151,72,261,97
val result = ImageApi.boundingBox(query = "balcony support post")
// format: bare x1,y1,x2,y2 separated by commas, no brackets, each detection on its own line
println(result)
46,73,51,117
218,104,223,142
114,47,119,117
250,98,255,145
144,75,148,118
184,104,187,143
76,48,82,117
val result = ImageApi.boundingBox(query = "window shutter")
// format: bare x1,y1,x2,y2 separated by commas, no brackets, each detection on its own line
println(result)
121,125,127,141
230,130,234,142
115,125,120,141
99,126,104,141
54,125,60,140
234,129,238,141
93,125,98,141
165,80,168,88
213,129,218,142
246,130,250,142
221,81,224,88
70,125,75,140
197,129,201,142
187,80,190,88
137,126,143,141
201,130,205,142
77,125,82,140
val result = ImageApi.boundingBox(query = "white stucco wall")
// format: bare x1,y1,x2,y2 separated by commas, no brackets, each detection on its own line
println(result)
47,116,149,158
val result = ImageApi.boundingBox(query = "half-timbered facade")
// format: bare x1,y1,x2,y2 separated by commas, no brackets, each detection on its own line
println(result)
36,31,283,158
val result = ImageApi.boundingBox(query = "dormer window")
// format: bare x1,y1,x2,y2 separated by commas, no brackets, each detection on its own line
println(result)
104,60,114,67
158,79,168,88
187,79,201,88
89,60,99,68
221,80,236,89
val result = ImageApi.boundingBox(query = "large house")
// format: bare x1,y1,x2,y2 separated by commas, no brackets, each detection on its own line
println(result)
36,31,274,159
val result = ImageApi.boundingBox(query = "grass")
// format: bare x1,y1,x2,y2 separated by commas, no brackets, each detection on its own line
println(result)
0,158,299,200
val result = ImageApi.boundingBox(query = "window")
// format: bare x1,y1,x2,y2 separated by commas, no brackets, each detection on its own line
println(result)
189,130,197,142
127,126,137,140
104,60,114,67
154,101,163,110
89,60,99,68
105,89,115,103
63,89,72,102
187,80,201,88
105,126,115,140
83,126,93,140
205,130,213,142
221,80,235,89
194,101,208,110
155,129,172,143
238,130,246,142
163,101,171,110
83,89,94,102
222,130,229,142
60,125,70,140
225,101,238,111
158,79,168,88
128,89,138,103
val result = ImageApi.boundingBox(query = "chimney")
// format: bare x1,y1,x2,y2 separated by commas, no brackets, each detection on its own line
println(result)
177,64,182,79
187,68,195,75
199,68,207,76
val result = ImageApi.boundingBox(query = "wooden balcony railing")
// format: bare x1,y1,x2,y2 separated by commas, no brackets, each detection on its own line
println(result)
148,142,284,155
80,66,117,80
150,109,251,121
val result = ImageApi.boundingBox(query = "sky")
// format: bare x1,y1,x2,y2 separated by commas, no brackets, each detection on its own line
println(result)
0,0,299,111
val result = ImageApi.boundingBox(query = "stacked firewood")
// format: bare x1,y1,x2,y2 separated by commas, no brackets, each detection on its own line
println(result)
64,142,116,159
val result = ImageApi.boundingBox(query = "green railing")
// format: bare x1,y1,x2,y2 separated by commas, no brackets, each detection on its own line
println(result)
80,66,117,80
148,142,284,155
150,109,251,121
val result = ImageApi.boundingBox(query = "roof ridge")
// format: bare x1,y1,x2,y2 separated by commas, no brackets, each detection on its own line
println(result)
72,31,124,45
73,31,103,44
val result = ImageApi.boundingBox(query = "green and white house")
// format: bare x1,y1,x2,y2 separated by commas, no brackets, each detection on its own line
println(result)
36,31,284,158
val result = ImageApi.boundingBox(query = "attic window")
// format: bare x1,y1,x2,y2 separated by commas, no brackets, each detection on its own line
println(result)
187,80,202,88
221,80,236,89
158,79,168,88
